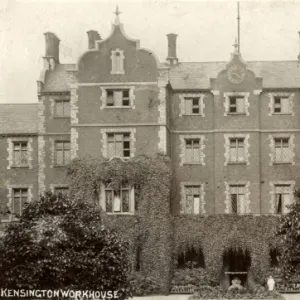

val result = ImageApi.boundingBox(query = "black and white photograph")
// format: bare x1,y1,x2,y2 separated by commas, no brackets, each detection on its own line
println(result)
0,1,300,300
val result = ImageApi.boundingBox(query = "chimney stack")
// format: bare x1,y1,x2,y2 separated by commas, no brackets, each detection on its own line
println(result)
166,33,178,65
43,32,60,70
87,30,101,49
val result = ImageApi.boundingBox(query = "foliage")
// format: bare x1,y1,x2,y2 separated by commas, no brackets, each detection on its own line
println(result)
174,215,281,284
189,285,284,299
171,268,215,288
68,154,173,294
0,192,130,297
128,271,162,296
276,190,300,280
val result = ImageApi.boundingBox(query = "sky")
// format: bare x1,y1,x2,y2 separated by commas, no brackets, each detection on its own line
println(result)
1,0,300,103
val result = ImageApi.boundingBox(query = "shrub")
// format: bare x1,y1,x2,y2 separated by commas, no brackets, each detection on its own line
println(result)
0,192,130,298
128,272,161,296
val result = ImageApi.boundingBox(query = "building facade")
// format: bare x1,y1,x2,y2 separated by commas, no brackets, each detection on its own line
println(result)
1,13,300,288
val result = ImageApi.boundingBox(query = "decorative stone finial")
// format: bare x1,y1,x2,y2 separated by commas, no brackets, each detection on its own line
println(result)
114,5,122,25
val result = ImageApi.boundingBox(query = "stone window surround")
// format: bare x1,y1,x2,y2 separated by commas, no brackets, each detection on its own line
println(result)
99,183,135,215
224,134,250,166
50,98,71,119
4,184,33,222
268,133,295,166
224,181,251,214
100,128,136,159
110,48,125,75
180,182,206,214
269,181,295,214
179,93,205,117
179,134,206,166
7,137,33,169
223,92,250,116
268,92,295,116
100,86,136,110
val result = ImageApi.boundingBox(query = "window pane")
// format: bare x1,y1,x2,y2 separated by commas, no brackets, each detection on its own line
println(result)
123,90,129,98
281,98,290,113
186,195,193,214
192,107,199,114
237,147,245,162
193,148,201,163
56,101,63,116
281,147,291,162
230,147,237,162
115,141,123,157
64,101,70,116
114,91,123,106
275,194,282,214
56,150,64,165
275,148,282,162
236,98,245,113
20,151,28,165
186,148,193,163
107,91,114,106
122,190,130,212
105,190,113,212
107,142,115,158
231,194,237,214
184,99,193,114
113,191,121,212
192,98,199,106
64,150,70,164
193,196,200,214
14,151,21,165
282,193,291,213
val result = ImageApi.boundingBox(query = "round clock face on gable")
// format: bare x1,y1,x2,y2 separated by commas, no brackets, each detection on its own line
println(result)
227,65,246,84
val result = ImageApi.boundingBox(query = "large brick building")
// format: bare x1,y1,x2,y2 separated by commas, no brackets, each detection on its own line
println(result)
1,12,300,223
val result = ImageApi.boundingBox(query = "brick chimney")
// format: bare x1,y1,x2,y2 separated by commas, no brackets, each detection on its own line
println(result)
43,32,60,70
87,30,101,49
166,33,178,65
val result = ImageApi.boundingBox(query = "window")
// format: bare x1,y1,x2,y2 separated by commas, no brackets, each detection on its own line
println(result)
13,142,28,166
274,138,291,163
275,185,291,214
183,185,202,214
107,133,130,158
106,90,130,107
184,98,200,114
104,182,132,213
55,141,70,166
111,49,125,74
12,188,28,218
229,96,245,114
274,96,290,114
229,138,245,163
185,139,201,163
54,187,69,196
229,185,245,214
55,100,70,117
177,247,205,269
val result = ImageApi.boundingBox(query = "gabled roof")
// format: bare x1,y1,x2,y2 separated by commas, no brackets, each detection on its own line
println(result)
169,61,300,90
0,104,38,134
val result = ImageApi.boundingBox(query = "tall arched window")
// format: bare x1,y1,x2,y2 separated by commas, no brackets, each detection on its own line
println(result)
111,49,125,74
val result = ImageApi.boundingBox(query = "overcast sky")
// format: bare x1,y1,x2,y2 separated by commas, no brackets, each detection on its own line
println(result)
1,0,300,103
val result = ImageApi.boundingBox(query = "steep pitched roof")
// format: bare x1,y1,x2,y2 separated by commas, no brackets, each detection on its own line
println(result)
169,61,300,89
0,104,38,134
41,60,300,91
42,64,76,92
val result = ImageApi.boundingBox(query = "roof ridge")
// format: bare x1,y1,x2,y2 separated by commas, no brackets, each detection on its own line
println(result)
0,103,38,105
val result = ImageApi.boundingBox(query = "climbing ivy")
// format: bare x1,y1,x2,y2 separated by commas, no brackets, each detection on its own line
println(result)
174,215,281,284
67,154,173,294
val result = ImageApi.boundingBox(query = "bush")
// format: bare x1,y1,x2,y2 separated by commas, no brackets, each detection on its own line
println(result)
0,192,130,298
128,272,161,296
171,268,216,288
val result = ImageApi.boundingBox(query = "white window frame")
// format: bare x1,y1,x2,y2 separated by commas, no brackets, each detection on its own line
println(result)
110,48,125,75
268,134,295,165
101,128,136,159
224,134,250,165
100,182,135,215
179,135,205,166
179,93,205,117
224,181,250,214
7,137,33,169
224,92,250,116
180,182,205,214
100,86,135,109
268,92,295,116
53,140,71,167
269,181,295,214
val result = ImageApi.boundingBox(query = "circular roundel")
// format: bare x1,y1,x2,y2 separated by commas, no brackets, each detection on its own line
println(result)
227,65,246,84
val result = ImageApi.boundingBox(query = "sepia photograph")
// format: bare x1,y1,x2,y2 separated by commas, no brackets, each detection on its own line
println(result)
0,1,300,300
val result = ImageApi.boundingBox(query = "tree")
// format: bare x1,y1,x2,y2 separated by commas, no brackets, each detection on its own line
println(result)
276,189,300,280
0,192,130,296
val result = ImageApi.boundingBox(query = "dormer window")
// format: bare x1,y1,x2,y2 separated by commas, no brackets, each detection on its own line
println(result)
111,49,125,74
